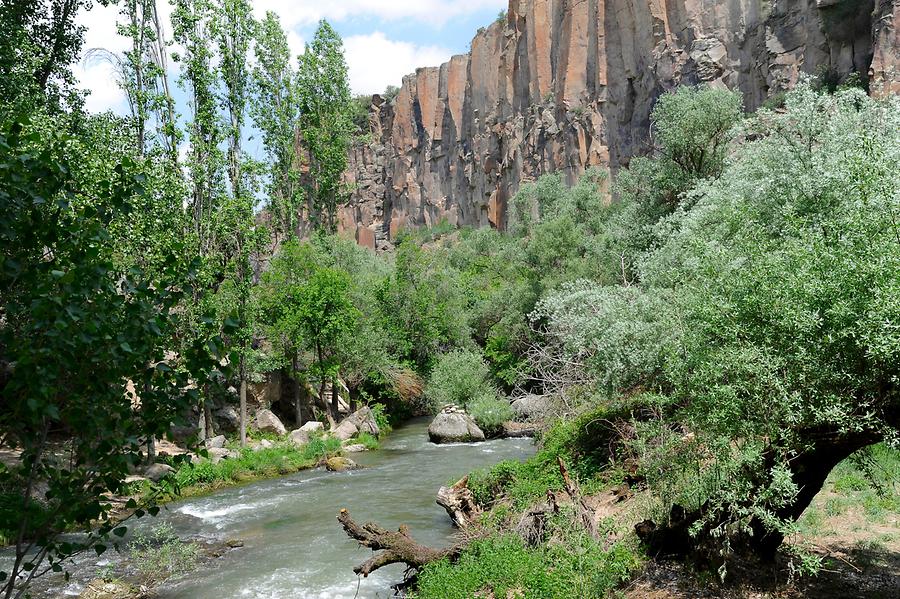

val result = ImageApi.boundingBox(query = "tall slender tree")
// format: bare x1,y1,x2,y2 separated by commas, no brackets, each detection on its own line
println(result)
171,0,226,439
215,0,255,446
296,20,354,233
251,11,301,240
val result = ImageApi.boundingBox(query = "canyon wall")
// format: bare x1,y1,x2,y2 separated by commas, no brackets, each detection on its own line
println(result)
340,0,900,250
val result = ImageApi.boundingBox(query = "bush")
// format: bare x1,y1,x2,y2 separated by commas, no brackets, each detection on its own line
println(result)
129,523,201,584
413,527,640,599
467,391,514,436
425,349,493,413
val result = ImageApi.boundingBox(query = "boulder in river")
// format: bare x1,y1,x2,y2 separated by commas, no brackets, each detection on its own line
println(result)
325,456,358,472
290,420,325,446
332,407,379,441
255,409,287,436
428,410,485,443
343,443,368,453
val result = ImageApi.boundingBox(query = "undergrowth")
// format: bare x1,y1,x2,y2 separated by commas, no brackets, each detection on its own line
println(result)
169,435,342,495
413,516,641,599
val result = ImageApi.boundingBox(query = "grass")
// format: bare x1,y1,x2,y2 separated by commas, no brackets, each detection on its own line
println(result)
353,432,380,450
413,517,641,599
129,523,201,585
165,435,343,498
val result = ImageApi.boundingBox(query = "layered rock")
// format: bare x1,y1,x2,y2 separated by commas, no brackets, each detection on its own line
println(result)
341,0,899,249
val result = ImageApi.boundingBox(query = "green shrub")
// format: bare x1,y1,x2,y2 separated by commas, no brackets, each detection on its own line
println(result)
129,523,201,584
425,349,493,413
413,527,640,599
467,391,514,436
354,432,380,450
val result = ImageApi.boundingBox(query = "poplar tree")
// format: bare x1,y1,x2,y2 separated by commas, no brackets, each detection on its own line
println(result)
296,20,354,233
251,11,301,240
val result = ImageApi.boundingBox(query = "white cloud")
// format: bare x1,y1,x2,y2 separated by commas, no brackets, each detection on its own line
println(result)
251,0,507,29
345,32,453,95
75,2,129,113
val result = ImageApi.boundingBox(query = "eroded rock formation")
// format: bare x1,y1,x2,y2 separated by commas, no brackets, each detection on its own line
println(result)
340,0,899,249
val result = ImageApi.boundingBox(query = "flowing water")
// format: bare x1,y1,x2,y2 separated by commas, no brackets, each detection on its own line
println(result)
37,418,533,598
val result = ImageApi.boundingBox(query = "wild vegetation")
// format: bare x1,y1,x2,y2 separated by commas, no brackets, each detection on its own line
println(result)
0,1,897,597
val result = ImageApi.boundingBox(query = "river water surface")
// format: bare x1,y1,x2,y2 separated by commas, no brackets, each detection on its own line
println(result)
122,419,533,598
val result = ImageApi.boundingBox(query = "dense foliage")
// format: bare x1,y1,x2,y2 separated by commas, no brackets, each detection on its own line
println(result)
0,0,897,594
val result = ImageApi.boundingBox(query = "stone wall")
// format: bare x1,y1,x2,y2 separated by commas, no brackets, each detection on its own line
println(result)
340,0,899,249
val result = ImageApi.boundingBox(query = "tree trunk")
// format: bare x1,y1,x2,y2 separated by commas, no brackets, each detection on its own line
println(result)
337,509,469,577
203,398,215,440
331,375,341,423
436,475,481,529
749,431,880,558
239,377,247,448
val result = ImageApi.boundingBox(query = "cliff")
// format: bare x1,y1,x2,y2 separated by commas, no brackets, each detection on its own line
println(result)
340,0,900,249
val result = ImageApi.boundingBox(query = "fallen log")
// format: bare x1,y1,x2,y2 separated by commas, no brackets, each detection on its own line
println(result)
337,508,468,577
436,475,481,529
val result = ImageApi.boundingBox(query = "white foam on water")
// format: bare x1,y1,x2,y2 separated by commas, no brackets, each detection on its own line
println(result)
177,497,279,525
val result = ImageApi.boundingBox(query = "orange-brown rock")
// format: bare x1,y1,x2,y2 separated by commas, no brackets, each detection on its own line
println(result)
341,0,899,249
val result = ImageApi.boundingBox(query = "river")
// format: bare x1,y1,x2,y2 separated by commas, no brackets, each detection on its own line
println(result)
46,418,534,598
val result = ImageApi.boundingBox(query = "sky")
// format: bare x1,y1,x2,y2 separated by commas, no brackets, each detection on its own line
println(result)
75,0,508,115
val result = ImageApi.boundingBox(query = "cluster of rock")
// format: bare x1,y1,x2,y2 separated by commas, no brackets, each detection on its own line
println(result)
134,407,379,482
339,0,900,249
427,396,552,444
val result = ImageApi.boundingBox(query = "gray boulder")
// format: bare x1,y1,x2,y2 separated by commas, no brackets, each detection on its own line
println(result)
208,447,238,464
343,443,368,453
332,407,380,441
251,439,274,452
214,406,240,432
289,420,325,446
428,411,485,444
510,394,552,421
143,463,174,482
205,434,226,449
255,409,287,436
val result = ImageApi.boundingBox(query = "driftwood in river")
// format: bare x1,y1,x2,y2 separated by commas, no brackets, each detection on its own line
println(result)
338,458,607,579
337,508,469,577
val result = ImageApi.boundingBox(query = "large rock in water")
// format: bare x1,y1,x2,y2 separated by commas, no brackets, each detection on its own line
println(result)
428,409,485,444
325,456,358,472
255,409,286,436
339,0,899,250
332,407,380,441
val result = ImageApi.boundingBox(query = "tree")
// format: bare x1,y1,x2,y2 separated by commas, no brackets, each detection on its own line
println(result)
295,266,359,424
114,0,180,161
215,0,255,446
296,19,354,232
615,85,743,212
250,11,301,240
0,116,223,599
171,0,227,439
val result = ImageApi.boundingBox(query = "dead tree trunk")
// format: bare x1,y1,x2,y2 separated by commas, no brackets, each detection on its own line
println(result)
337,509,468,577
436,475,481,529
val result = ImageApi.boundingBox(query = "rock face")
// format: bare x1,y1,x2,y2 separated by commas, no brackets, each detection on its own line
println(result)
255,409,287,436
428,408,486,443
340,0,899,248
